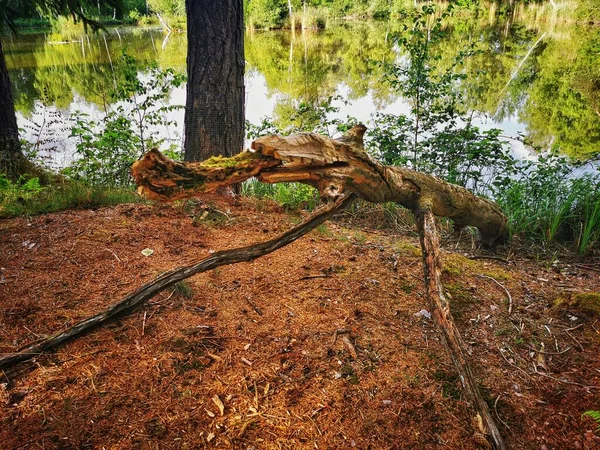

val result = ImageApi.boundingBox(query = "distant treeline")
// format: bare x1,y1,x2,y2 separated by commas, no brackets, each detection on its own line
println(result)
9,1,599,30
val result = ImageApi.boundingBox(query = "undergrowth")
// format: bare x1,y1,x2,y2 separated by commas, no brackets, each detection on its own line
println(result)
0,176,139,218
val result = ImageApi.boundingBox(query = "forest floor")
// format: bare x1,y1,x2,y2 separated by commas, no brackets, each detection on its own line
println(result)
1,195,599,450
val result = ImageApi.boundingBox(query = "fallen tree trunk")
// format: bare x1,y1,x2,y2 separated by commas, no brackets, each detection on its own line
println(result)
3,126,507,449
131,125,507,449
0,194,355,372
132,125,507,245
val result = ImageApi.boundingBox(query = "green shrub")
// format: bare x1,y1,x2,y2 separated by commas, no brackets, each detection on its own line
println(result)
65,52,185,187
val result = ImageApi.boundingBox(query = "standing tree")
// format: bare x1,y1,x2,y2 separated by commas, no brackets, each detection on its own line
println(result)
0,36,22,179
0,0,122,179
184,0,245,162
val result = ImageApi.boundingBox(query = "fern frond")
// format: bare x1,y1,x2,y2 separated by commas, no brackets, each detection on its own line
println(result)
582,410,600,431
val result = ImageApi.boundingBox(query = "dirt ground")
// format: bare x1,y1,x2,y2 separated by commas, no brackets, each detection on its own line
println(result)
1,195,599,450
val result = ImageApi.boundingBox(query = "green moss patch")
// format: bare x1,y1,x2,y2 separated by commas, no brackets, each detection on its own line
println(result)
572,292,600,316
442,253,476,276
202,151,260,168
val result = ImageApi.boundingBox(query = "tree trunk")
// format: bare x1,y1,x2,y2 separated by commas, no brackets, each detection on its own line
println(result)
184,0,245,162
0,39,26,180
132,126,508,448
133,125,508,245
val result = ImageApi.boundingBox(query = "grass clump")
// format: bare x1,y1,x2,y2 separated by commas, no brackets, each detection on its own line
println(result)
242,179,320,210
171,280,194,299
0,177,140,218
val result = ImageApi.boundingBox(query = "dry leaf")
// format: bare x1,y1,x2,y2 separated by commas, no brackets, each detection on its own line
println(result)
212,395,225,416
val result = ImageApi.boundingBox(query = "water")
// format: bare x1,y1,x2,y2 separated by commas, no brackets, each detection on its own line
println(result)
3,13,600,168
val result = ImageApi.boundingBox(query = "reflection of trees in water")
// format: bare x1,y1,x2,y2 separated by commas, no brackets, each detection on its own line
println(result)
244,22,399,127
6,30,160,115
4,9,600,158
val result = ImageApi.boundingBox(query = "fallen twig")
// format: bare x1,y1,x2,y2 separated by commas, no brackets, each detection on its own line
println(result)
533,370,598,390
477,274,513,315
245,297,263,316
417,209,506,450
341,335,357,359
524,345,571,355
564,329,584,352
574,263,600,273
493,396,511,431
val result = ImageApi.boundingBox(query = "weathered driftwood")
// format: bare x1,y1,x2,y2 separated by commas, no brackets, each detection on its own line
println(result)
0,195,355,372
132,125,507,245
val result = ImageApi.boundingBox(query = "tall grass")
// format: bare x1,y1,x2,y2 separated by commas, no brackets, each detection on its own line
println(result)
241,179,320,211
494,167,600,254
0,179,140,219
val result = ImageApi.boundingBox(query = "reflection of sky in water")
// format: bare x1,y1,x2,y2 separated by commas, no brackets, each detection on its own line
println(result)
19,71,531,169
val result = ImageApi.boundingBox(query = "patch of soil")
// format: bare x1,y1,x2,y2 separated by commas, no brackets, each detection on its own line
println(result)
1,196,599,449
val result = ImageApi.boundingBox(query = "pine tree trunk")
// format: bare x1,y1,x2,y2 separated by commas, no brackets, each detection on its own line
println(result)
0,39,26,180
184,0,245,162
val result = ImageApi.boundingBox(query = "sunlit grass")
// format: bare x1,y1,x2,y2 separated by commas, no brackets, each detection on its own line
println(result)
0,180,141,219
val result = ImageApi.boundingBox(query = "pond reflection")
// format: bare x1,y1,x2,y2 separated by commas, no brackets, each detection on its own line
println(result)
4,9,600,165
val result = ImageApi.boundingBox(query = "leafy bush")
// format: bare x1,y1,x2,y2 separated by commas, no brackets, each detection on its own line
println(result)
0,174,44,208
65,52,185,187
582,410,600,432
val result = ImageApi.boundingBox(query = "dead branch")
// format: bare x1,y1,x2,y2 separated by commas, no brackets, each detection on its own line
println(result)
0,195,355,372
416,208,506,450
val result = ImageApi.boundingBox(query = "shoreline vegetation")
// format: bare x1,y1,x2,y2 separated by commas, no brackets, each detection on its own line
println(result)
1,0,600,258
7,0,599,32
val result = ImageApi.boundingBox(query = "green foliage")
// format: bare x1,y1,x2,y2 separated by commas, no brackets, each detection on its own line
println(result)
369,4,515,195
171,280,194,298
0,179,139,218
367,4,600,253
65,52,185,187
245,0,287,29
493,155,600,253
582,410,600,432
242,179,320,210
0,174,44,211
147,0,185,25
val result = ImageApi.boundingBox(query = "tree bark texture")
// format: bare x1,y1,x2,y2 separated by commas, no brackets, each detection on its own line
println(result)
134,125,508,245
184,0,245,162
415,208,505,450
0,194,355,372
0,39,26,180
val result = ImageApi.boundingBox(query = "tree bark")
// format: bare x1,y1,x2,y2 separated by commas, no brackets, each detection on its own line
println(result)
134,125,508,245
0,39,27,180
184,0,245,162
0,195,354,372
